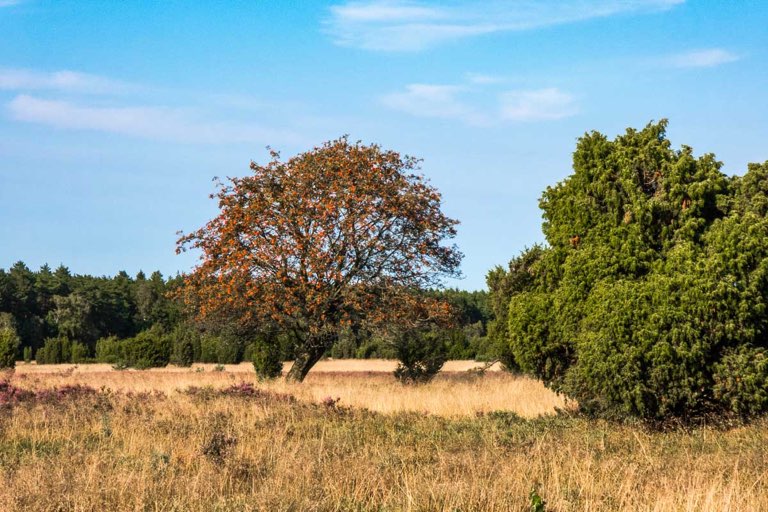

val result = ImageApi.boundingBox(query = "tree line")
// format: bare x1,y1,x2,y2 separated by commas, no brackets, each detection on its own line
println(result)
0,261,492,372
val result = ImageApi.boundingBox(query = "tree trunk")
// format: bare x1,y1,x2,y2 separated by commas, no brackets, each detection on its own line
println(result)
285,347,325,382
286,331,338,383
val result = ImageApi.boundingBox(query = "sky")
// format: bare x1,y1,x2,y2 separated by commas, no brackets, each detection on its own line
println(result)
1,0,767,290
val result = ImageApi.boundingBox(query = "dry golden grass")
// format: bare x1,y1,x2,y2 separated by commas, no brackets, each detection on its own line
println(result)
13,360,564,418
1,361,767,511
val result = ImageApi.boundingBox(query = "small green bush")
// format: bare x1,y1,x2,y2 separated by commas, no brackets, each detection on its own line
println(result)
36,337,91,364
122,325,171,368
0,327,20,369
95,335,123,364
199,334,220,363
199,331,245,364
95,326,171,369
23,346,32,363
169,324,199,367
36,336,73,364
71,341,89,363
250,338,283,380
393,329,446,384
214,332,241,364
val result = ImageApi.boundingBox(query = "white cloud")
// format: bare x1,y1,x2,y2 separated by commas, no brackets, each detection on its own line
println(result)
325,0,684,51
330,1,443,22
380,84,489,125
664,48,740,68
500,88,577,121
7,95,300,145
465,73,505,85
0,68,136,94
0,0,24,6
381,82,577,124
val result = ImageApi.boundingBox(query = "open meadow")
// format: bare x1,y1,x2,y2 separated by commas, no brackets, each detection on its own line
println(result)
2,361,767,511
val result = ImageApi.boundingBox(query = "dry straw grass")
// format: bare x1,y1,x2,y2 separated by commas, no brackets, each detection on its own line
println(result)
1,361,767,511
13,360,566,418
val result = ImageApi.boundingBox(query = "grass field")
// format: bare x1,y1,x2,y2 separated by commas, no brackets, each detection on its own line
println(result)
1,361,767,511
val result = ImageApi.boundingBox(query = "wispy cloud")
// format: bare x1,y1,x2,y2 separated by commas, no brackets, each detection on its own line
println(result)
7,95,300,145
381,80,577,124
500,88,577,121
0,0,24,7
465,73,505,85
380,84,489,125
0,68,136,95
663,48,741,69
325,0,684,51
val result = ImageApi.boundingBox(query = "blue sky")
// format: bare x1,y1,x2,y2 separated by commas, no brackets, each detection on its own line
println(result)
1,0,766,290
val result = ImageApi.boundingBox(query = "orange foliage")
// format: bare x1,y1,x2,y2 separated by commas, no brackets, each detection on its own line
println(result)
177,138,462,378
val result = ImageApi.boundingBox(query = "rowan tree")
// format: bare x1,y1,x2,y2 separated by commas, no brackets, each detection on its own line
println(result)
177,137,462,381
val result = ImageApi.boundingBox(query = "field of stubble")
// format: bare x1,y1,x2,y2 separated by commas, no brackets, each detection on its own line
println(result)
1,361,766,511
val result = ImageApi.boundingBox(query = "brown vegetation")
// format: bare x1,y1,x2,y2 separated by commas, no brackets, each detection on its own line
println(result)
1,362,767,511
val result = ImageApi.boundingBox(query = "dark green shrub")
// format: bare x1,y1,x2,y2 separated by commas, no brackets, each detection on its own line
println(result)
486,245,544,371
199,331,245,364
713,347,768,418
169,324,199,367
329,330,358,359
36,337,90,364
36,336,73,364
199,334,220,363
250,338,283,380
0,327,20,369
354,336,396,359
495,122,768,420
214,331,241,364
95,335,123,364
23,346,32,363
70,341,89,363
393,329,446,384
123,325,171,368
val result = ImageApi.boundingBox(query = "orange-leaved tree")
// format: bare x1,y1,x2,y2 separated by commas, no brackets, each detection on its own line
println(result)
177,137,462,381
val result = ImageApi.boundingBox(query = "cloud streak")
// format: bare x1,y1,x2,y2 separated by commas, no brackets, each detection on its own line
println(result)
326,0,684,51
500,88,577,121
380,84,489,125
7,95,300,145
0,68,137,94
663,48,741,68
381,82,577,124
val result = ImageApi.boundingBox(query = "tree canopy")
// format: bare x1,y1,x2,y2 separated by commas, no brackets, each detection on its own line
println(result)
178,137,463,381
491,120,768,420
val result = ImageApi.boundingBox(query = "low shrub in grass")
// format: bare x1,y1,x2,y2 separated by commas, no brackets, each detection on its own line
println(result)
169,324,199,367
95,325,171,369
122,325,171,368
250,337,283,380
36,336,75,364
393,329,446,384
95,335,123,364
